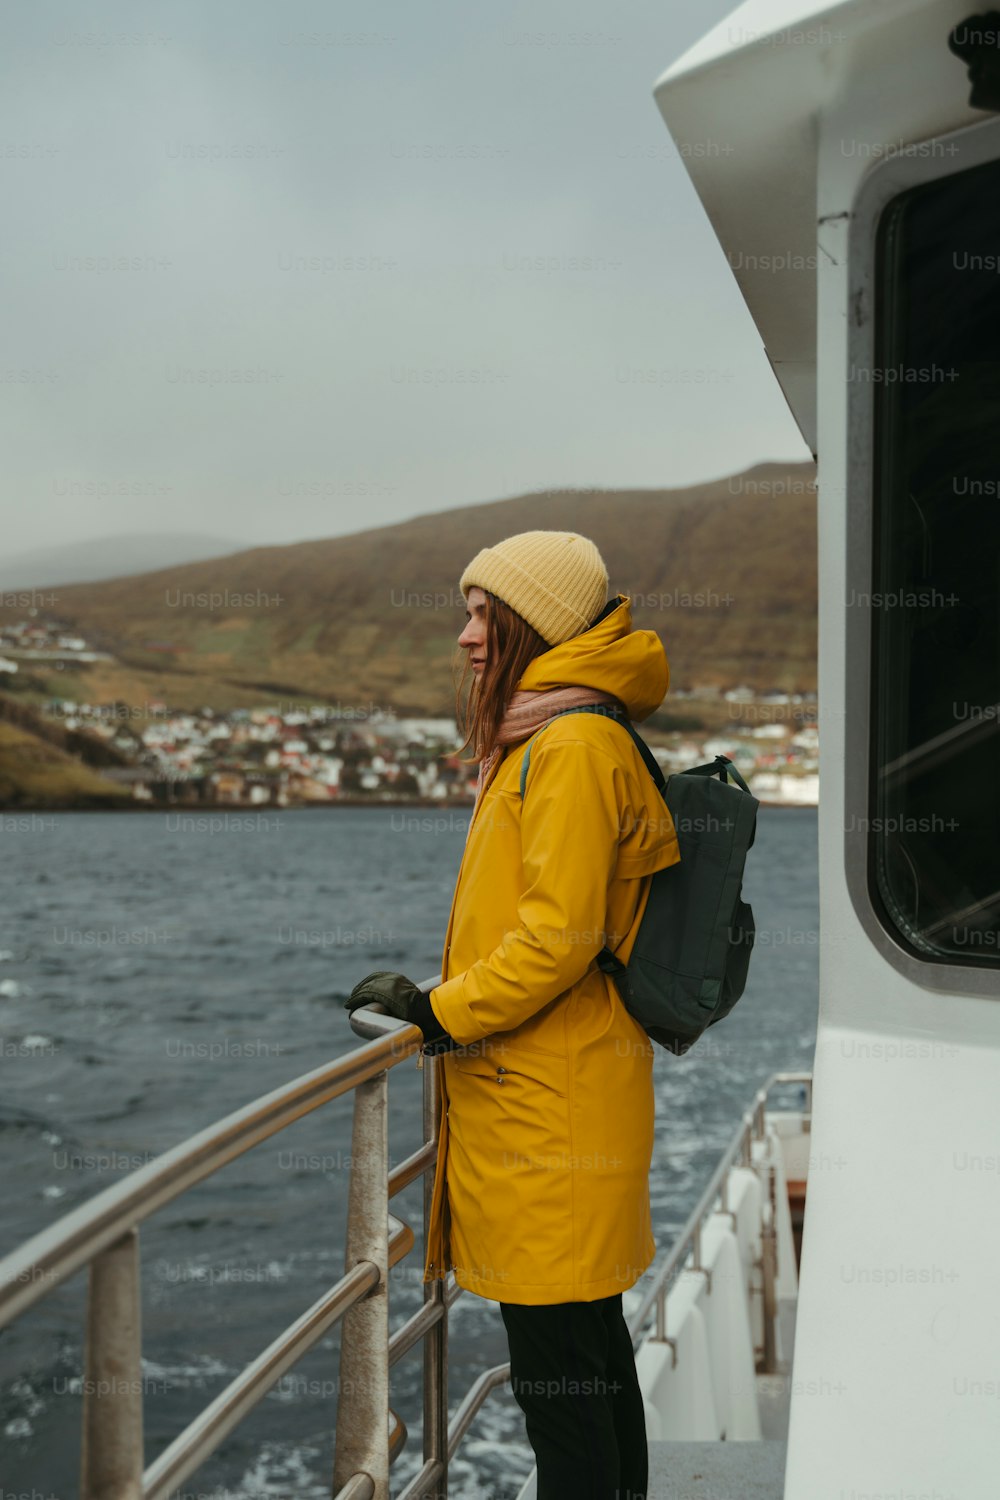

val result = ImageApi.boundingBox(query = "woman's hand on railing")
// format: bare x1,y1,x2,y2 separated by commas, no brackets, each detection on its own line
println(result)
344,971,457,1052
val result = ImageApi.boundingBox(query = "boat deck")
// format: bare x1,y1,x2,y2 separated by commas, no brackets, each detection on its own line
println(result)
648,1439,787,1499
644,1295,794,1497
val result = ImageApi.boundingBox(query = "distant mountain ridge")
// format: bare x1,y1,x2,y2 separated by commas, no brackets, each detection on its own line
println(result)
0,462,817,716
0,532,244,591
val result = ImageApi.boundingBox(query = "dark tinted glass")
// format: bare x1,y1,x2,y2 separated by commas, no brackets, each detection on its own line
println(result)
870,155,1000,966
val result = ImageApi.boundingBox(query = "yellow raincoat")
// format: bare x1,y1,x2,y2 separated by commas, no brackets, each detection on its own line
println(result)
423,596,681,1305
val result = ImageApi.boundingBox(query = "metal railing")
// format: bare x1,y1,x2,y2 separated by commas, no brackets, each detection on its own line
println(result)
626,1070,812,1366
0,967,812,1500
0,978,448,1500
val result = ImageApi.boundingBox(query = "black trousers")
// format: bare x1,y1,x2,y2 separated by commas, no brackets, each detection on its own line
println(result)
499,1292,648,1500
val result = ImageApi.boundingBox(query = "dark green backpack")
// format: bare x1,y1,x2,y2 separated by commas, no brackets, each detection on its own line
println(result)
518,703,758,1055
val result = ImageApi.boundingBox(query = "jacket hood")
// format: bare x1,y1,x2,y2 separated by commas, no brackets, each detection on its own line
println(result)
515,594,668,722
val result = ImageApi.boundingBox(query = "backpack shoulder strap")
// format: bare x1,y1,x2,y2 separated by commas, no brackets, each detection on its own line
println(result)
518,731,543,800
518,703,666,800
515,703,672,987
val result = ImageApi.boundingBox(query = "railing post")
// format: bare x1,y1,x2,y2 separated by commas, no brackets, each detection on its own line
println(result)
648,1287,677,1366
759,1161,778,1374
80,1226,144,1500
332,1071,389,1499
422,1054,448,1498
691,1222,712,1293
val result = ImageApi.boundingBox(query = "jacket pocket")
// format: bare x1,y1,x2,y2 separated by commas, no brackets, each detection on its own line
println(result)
494,1045,568,1099
448,1042,568,1098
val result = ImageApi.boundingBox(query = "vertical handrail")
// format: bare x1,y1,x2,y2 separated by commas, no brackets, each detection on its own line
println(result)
759,1160,779,1374
80,1226,144,1500
332,1072,390,1499
422,1055,449,1499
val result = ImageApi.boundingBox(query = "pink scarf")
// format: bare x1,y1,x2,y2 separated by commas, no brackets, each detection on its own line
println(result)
466,684,624,842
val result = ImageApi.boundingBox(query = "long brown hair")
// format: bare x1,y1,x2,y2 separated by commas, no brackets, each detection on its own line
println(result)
454,590,550,765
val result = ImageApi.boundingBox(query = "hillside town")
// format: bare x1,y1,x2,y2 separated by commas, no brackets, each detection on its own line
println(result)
0,614,818,807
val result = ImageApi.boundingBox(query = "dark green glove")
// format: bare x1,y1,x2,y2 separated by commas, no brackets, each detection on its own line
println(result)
344,971,454,1051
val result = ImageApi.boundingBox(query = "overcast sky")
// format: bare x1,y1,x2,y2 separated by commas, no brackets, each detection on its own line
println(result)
2,0,810,557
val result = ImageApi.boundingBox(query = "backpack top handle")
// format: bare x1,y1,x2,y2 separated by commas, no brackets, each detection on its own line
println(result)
682,753,753,795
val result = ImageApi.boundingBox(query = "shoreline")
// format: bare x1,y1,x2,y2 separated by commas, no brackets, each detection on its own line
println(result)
0,793,818,815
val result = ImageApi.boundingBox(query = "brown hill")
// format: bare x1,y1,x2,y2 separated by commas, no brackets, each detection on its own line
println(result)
1,461,817,718
0,719,131,809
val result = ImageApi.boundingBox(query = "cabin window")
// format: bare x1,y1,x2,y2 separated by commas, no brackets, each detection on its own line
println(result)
870,156,1000,967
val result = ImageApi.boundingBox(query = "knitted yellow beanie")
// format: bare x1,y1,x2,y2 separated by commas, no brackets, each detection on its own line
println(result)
459,530,609,645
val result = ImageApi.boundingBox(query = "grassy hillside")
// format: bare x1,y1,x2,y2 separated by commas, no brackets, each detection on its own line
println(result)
0,720,132,809
0,460,817,719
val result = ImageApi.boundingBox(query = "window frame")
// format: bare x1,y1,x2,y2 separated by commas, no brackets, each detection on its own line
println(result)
844,116,1000,997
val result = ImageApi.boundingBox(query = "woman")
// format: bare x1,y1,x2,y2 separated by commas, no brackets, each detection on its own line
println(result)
346,530,680,1500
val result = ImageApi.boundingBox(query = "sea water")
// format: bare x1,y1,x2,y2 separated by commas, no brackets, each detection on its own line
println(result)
0,805,817,1498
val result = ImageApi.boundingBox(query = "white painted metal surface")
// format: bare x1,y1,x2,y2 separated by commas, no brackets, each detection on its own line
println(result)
653,0,984,455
